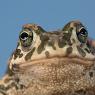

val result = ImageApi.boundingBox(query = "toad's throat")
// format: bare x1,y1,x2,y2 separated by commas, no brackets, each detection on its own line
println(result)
12,56,95,72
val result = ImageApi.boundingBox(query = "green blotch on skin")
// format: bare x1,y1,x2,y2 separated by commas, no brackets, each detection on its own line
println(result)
63,28,73,41
37,34,49,54
35,26,46,35
87,42,95,55
19,53,23,58
72,38,76,43
66,46,73,56
45,51,50,58
14,49,21,59
58,38,66,48
84,48,90,53
14,49,23,59
89,71,93,77
75,89,86,94
58,28,73,48
62,22,71,31
48,40,56,50
77,46,86,57
37,43,45,54
0,85,7,93
25,47,35,61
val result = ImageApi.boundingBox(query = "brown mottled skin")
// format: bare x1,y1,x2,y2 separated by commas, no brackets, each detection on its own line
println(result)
0,21,95,95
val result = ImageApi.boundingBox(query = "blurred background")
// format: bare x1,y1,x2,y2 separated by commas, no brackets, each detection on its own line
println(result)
0,0,95,78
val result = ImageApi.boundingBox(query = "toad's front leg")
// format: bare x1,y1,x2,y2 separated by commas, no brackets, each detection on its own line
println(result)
0,74,20,95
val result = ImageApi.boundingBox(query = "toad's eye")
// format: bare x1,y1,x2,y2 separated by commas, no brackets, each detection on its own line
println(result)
79,28,88,36
19,31,33,47
77,27,88,43
20,32,29,41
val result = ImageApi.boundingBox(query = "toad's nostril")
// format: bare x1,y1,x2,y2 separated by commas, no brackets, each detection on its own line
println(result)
20,32,28,40
12,63,20,71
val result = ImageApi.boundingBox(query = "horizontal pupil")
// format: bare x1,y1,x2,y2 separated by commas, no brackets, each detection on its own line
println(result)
80,28,87,35
81,31,86,35
20,32,28,40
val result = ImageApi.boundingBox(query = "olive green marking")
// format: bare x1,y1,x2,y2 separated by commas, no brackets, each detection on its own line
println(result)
89,71,93,77
62,22,71,31
89,46,95,55
66,47,73,56
58,28,72,48
37,43,45,54
68,40,72,46
0,90,6,95
0,85,6,91
75,89,86,95
14,49,21,59
48,40,56,50
45,51,50,58
35,26,46,35
40,34,49,41
0,83,13,91
14,49,23,60
77,46,86,57
0,81,20,93
19,53,23,58
58,38,66,48
64,27,73,42
25,47,35,61
84,48,90,53
0,85,7,95
37,34,49,54
72,38,76,43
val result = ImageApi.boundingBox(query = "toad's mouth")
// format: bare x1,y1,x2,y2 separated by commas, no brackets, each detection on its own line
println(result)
11,56,95,72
